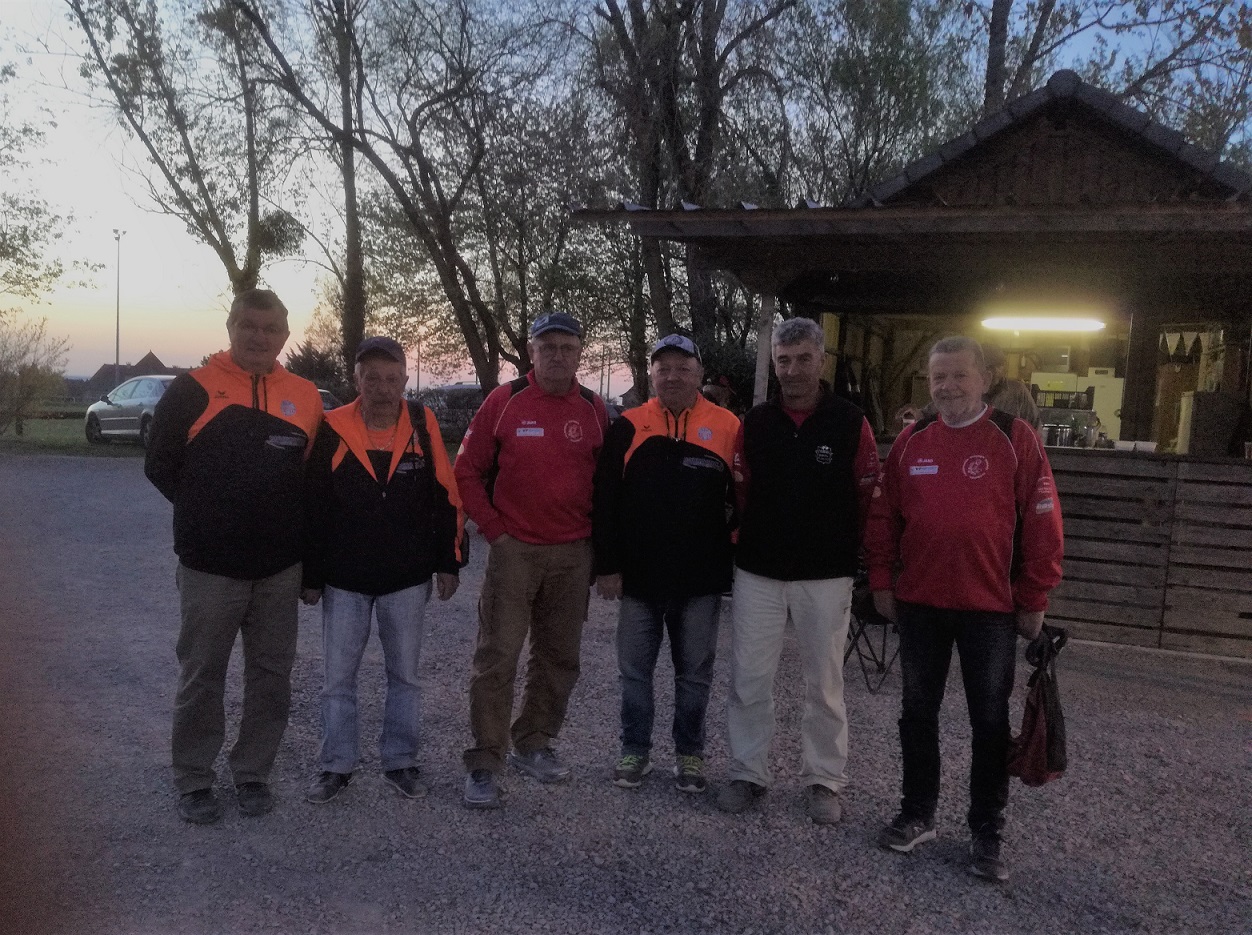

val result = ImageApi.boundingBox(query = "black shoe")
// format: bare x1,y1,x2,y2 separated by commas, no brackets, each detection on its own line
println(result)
178,788,221,825
878,813,937,853
306,771,353,804
714,779,767,814
969,833,1009,882
235,782,273,817
383,767,428,799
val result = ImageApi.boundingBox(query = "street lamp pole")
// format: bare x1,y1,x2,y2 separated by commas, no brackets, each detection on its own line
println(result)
112,229,126,387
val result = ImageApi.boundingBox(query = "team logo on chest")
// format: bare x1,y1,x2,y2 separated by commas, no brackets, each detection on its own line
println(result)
564,419,584,443
814,444,833,465
698,426,713,441
281,400,296,416
963,455,990,479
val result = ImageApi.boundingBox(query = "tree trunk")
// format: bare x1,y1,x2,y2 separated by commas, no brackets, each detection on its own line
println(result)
333,0,366,373
983,0,1012,114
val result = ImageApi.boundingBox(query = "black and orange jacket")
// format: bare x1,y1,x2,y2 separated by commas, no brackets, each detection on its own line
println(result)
145,351,323,580
302,399,464,596
592,395,739,600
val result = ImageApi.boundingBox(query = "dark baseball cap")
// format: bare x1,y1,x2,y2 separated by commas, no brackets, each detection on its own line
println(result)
530,312,583,339
650,333,701,363
355,336,406,364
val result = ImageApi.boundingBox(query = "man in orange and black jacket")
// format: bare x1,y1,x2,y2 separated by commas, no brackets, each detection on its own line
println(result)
300,336,463,806
145,289,322,826
592,334,739,795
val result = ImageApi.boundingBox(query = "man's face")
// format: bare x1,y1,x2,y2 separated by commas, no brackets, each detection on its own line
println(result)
530,332,583,387
929,349,991,423
355,357,407,410
227,305,289,374
650,350,702,411
772,339,823,401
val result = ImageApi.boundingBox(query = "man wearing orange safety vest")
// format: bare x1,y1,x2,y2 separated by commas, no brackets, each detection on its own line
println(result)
301,336,464,805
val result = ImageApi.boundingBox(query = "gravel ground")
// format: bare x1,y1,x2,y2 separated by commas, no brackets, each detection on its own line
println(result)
1,452,1249,935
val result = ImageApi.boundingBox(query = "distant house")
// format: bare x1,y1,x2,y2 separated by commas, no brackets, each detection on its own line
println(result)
82,351,188,401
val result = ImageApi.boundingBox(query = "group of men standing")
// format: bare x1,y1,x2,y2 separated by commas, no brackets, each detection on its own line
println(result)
146,290,1062,883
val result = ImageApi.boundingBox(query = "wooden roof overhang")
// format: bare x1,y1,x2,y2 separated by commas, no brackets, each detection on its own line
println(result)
574,202,1252,316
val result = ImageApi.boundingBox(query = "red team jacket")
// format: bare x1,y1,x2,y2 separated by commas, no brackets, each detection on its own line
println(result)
864,408,1064,613
454,372,609,545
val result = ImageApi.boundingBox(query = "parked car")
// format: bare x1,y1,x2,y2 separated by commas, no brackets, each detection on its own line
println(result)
84,375,176,448
415,382,484,442
318,389,343,410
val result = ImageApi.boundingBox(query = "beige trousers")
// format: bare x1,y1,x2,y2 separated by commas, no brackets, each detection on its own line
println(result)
726,568,853,791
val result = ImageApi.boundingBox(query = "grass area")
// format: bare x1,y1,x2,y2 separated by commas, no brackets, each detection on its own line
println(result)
0,418,145,457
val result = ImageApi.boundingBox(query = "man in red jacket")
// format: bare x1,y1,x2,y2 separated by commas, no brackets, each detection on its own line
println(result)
454,312,608,808
865,335,1064,882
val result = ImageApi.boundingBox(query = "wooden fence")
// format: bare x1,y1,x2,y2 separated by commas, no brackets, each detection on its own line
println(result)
1048,450,1252,658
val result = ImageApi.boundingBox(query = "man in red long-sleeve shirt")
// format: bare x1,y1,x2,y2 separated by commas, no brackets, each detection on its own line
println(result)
454,312,608,809
864,335,1063,883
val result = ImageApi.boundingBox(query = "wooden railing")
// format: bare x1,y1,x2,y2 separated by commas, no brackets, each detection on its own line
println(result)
1047,449,1252,657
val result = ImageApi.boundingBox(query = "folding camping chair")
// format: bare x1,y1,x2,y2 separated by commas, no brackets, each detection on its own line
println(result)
843,571,899,693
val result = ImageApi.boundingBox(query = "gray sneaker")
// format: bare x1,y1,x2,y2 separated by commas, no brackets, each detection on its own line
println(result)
673,755,707,794
878,813,937,852
613,754,652,788
969,834,1009,882
714,779,766,814
507,748,571,783
804,784,842,824
463,769,501,809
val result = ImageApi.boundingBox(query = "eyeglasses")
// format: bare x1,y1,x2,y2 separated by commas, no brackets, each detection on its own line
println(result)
233,322,287,338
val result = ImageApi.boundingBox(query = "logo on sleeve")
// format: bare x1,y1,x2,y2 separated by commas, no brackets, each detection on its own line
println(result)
564,420,584,443
963,455,989,479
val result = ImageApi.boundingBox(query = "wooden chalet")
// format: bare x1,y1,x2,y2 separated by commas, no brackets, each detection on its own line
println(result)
579,70,1252,657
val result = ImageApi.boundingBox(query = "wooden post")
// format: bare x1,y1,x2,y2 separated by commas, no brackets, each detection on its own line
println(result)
753,293,776,405
1121,305,1164,441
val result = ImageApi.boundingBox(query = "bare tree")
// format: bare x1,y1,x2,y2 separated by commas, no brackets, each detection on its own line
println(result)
236,0,562,391
66,0,304,294
977,0,1252,122
585,0,797,349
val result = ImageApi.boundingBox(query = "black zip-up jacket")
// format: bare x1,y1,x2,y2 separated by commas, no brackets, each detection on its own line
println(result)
302,400,463,596
145,351,323,580
593,395,739,600
734,390,876,582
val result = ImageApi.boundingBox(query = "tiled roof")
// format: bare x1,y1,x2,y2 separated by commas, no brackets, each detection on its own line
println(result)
848,69,1251,207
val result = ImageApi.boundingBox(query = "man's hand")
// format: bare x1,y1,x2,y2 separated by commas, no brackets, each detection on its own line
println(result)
300,588,323,606
596,573,623,601
1016,609,1045,639
872,590,898,623
435,572,459,601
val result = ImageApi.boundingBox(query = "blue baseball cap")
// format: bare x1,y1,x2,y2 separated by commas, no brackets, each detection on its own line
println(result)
650,333,701,363
530,312,583,339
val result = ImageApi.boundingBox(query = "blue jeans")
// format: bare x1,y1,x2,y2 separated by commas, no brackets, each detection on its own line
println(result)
320,582,431,773
617,594,721,758
896,601,1018,834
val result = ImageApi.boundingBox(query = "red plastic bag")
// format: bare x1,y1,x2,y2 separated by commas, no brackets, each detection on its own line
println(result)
1008,624,1067,786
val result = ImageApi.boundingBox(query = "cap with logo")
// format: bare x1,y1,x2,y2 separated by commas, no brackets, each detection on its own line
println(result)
355,335,406,364
530,312,583,339
650,333,702,363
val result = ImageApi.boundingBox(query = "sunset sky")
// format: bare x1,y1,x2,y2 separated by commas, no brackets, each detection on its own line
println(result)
6,0,326,379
